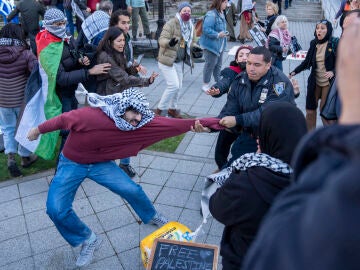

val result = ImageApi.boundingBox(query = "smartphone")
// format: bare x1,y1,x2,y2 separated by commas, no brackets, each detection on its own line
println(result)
135,54,144,65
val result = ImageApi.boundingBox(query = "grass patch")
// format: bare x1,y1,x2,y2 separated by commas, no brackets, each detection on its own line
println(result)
0,134,185,182
146,134,185,153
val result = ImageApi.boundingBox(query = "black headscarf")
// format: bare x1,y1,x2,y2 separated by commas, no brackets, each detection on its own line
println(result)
314,19,333,44
259,102,307,164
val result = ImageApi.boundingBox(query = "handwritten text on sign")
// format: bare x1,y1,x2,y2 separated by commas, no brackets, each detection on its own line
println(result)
148,239,218,270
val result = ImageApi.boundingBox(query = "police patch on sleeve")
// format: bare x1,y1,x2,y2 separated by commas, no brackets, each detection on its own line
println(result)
273,82,285,96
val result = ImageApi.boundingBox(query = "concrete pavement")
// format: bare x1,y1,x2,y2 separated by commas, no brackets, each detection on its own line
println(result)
0,10,338,269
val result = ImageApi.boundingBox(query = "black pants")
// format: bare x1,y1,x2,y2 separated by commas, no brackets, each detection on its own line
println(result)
215,130,238,170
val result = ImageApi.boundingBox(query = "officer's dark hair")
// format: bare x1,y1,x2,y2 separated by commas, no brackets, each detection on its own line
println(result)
109,9,131,26
99,0,113,13
249,46,272,63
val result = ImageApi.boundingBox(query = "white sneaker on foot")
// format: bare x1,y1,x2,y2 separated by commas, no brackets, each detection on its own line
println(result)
202,83,210,92
149,212,169,227
76,232,102,267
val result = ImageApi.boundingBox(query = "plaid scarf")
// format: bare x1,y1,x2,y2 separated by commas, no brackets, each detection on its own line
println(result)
208,152,293,186
81,10,110,43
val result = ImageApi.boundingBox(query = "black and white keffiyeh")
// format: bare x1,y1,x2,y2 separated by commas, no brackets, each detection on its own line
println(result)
82,87,154,131
208,152,293,186
0,38,24,47
81,10,110,43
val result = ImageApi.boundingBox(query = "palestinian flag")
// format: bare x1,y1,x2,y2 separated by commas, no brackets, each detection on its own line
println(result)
15,30,63,160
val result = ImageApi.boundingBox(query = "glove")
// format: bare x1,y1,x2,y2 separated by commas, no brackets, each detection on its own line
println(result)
169,37,178,47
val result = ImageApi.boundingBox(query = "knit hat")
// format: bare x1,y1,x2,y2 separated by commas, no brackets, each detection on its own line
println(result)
43,8,67,26
178,2,192,13
238,45,253,52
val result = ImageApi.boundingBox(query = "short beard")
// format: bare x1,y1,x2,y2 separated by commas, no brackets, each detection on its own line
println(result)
239,62,247,70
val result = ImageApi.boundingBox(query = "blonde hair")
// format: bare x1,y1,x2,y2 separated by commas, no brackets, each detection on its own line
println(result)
266,1,279,15
272,15,288,30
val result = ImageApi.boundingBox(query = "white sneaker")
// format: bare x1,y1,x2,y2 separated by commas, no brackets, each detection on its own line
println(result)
149,212,169,227
75,232,102,267
202,83,210,92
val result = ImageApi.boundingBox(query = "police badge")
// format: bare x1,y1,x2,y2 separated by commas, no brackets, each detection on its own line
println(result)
274,82,285,96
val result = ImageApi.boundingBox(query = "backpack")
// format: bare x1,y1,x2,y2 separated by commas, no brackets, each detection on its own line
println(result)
195,17,203,37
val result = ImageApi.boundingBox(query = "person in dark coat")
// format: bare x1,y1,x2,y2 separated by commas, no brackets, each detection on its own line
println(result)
7,0,45,55
205,45,252,171
242,20,360,270
289,19,338,130
209,102,307,269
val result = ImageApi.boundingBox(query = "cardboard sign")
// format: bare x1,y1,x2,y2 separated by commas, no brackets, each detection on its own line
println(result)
249,24,268,47
147,239,219,270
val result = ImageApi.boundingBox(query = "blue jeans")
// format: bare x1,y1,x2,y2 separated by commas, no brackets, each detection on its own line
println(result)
203,49,224,84
65,9,75,36
0,107,31,156
46,153,156,246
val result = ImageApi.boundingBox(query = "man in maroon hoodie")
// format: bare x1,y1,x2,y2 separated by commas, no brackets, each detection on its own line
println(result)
26,89,223,267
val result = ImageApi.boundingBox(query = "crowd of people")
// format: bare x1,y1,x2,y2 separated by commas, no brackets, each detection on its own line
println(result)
0,0,359,269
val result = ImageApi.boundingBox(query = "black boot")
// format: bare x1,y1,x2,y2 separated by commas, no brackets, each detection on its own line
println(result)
7,153,22,177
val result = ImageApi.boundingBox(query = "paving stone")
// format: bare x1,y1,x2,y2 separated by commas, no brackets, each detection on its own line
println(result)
29,227,68,254
209,218,225,237
0,215,27,242
173,159,204,175
33,246,75,270
88,191,125,213
86,256,124,270
81,179,109,197
97,205,136,232
140,183,163,202
190,133,217,146
0,198,22,221
132,153,155,167
200,162,218,177
165,172,198,190
184,144,211,157
19,178,48,197
185,191,202,210
21,191,47,214
0,235,31,267
193,176,206,192
25,209,53,233
0,185,19,204
118,247,142,270
81,214,106,234
148,156,178,171
107,223,140,253
0,257,34,270
156,187,191,207
73,197,95,218
139,168,172,186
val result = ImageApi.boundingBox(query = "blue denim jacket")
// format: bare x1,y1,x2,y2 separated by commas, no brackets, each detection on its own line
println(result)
199,9,227,56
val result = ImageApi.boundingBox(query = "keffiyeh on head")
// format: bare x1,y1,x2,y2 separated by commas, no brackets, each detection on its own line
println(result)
87,89,155,131
43,8,67,26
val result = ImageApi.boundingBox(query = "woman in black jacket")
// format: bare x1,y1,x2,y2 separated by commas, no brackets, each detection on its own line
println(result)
290,19,338,130
209,102,307,270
